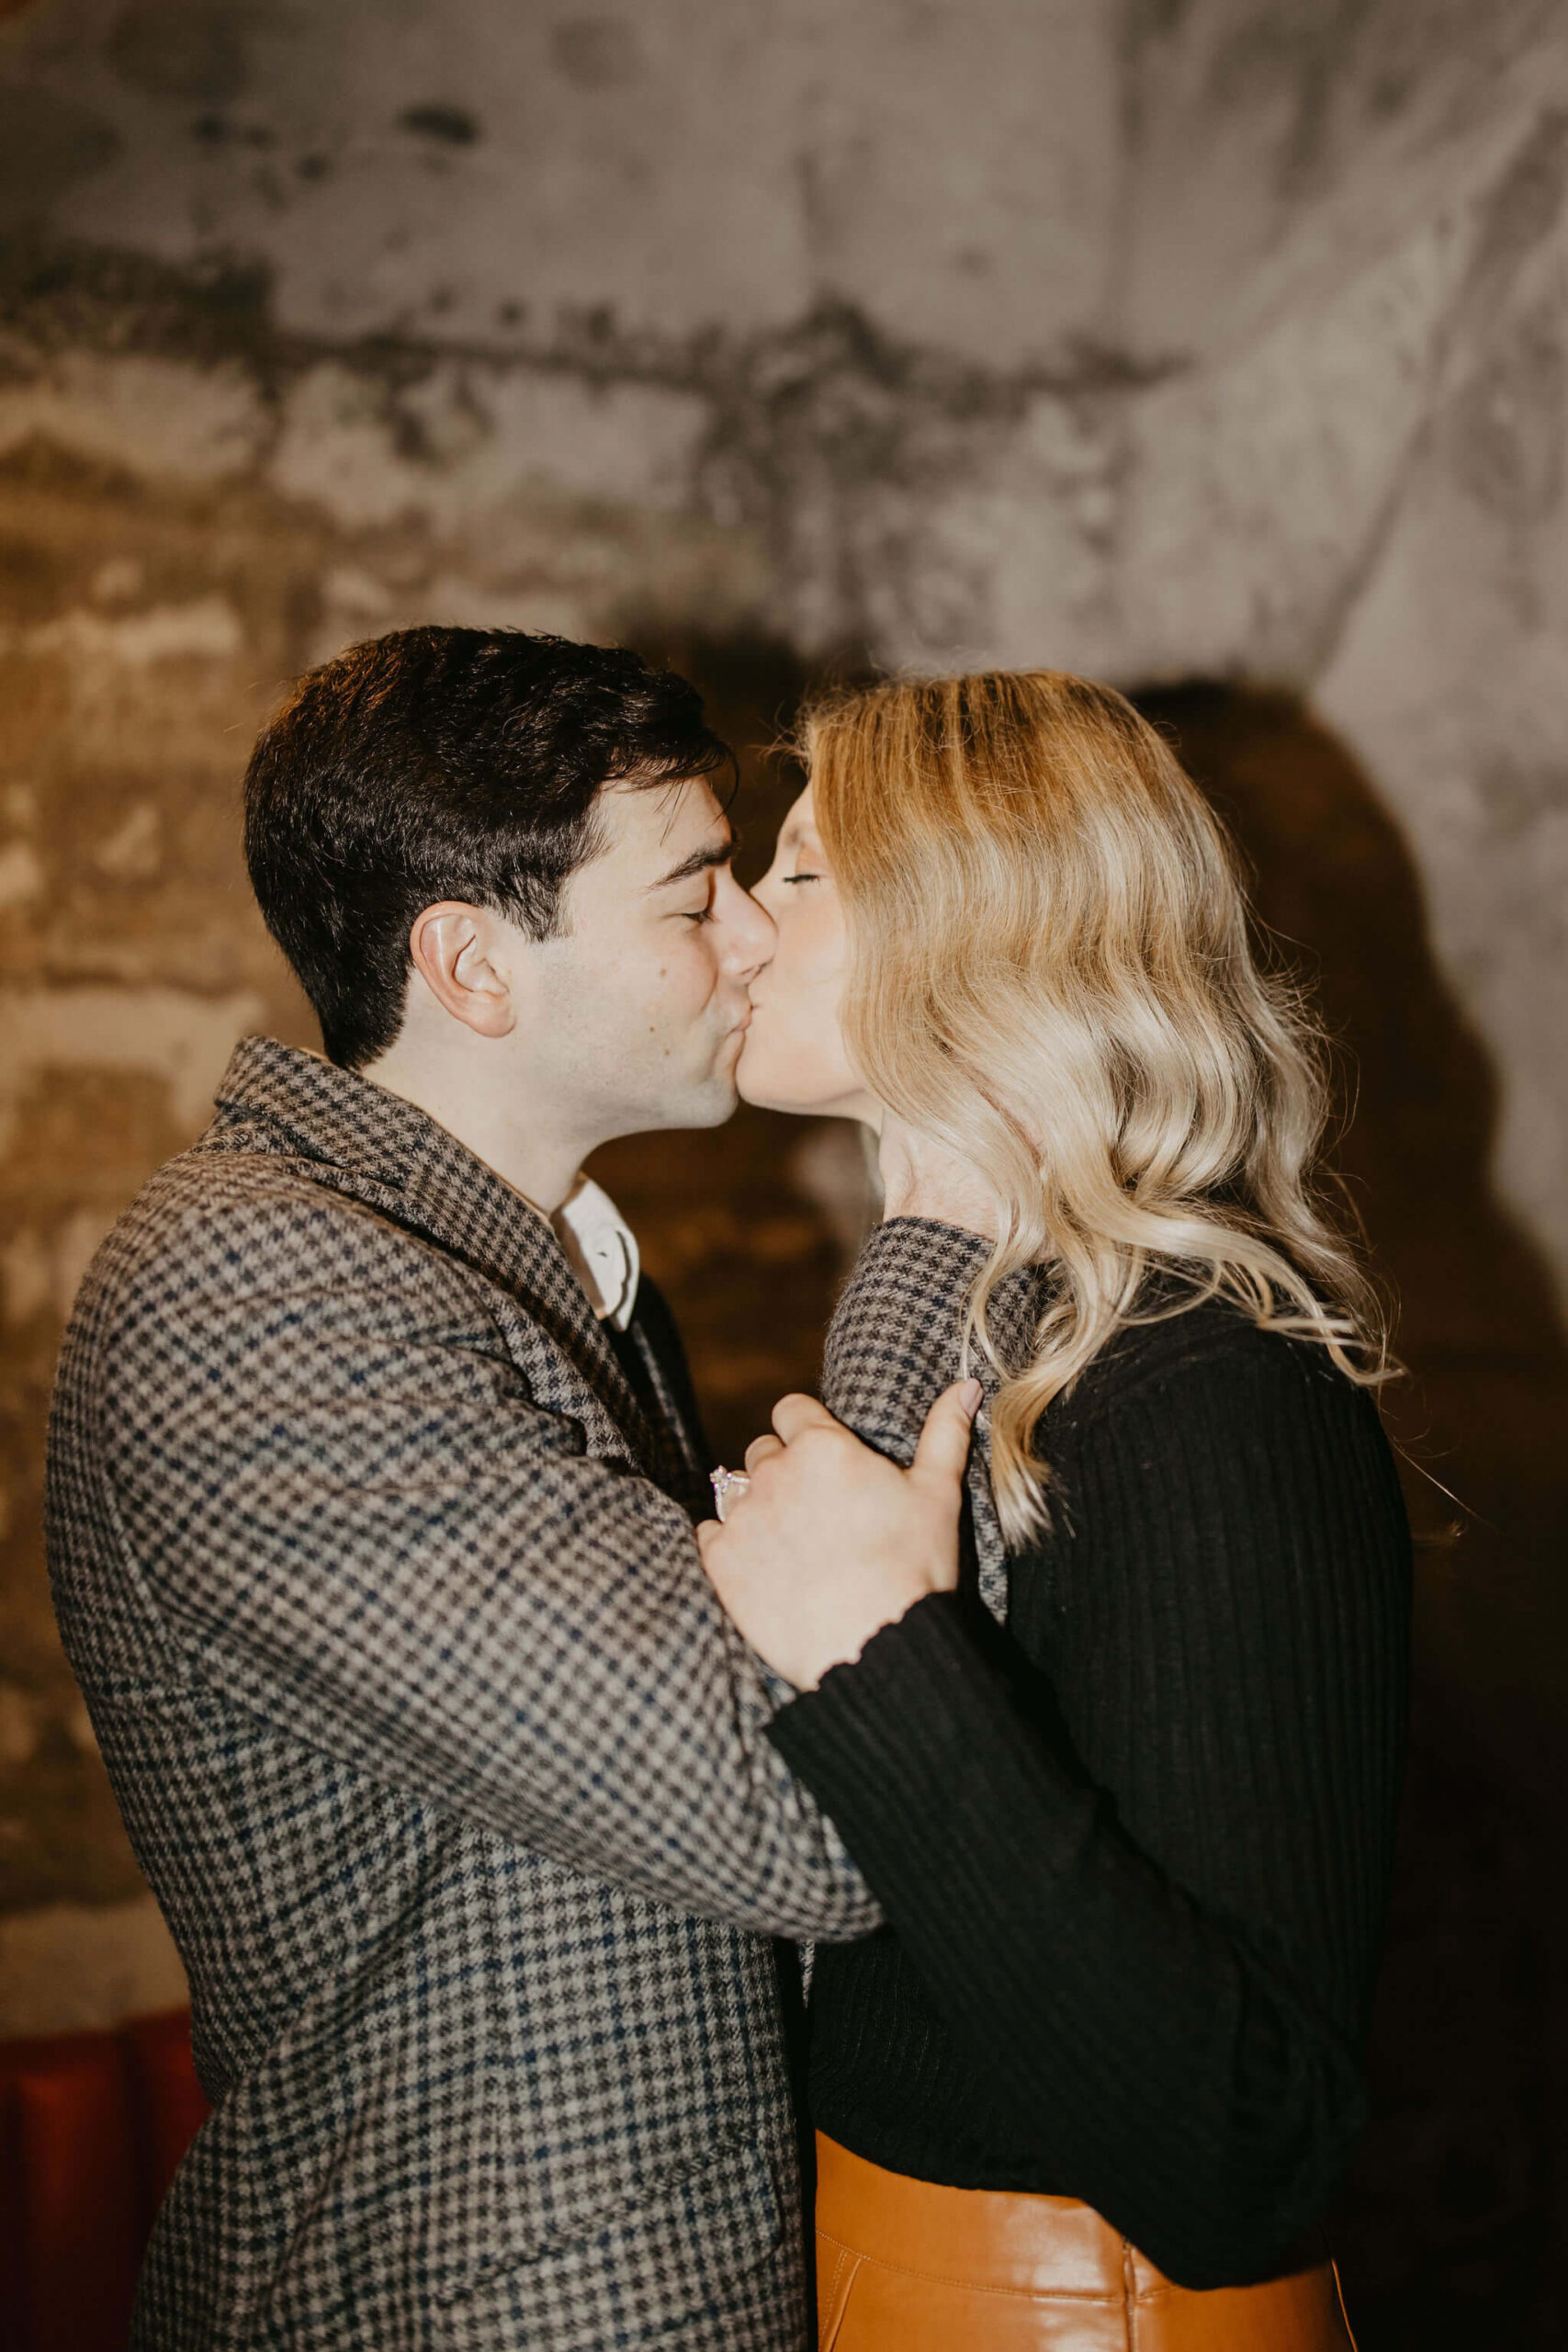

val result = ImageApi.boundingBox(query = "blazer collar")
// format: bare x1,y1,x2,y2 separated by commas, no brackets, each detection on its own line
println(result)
207,1035,670,1472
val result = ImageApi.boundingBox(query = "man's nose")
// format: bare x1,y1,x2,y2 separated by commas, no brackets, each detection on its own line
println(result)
718,871,776,975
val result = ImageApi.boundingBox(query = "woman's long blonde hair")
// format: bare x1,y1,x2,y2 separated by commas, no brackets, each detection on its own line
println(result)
804,669,1391,1551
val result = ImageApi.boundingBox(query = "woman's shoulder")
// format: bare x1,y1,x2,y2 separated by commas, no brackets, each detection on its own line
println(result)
1033,1281,1409,1581
1056,1275,1379,1436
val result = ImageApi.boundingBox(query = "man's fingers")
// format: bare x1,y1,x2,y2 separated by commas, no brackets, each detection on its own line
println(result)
909,1377,983,1494
771,1392,839,1444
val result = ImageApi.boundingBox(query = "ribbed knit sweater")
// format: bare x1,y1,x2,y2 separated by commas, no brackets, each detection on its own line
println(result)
767,1219,1411,2291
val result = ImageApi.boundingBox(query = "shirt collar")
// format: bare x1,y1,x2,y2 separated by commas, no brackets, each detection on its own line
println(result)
548,1174,641,1333
208,1036,641,1331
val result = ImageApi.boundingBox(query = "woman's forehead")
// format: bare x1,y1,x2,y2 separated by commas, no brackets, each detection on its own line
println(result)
779,786,819,846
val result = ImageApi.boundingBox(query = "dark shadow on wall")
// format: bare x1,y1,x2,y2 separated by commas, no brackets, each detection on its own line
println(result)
1132,684,1568,1753
1132,684,1568,2352
597,647,1567,2352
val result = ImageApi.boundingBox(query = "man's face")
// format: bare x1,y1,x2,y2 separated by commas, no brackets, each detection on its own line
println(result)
522,775,776,1142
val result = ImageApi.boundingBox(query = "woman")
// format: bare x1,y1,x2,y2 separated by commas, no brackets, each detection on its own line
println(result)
701,672,1409,2348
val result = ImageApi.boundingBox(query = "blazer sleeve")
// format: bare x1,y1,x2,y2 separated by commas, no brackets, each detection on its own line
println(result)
93,1183,880,1944
768,1217,1410,2288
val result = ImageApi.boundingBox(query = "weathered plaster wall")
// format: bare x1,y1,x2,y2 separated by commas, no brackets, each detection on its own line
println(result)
1,0,1565,2053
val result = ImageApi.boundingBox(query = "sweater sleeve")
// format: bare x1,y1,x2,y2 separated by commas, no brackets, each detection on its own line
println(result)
768,1329,1410,2289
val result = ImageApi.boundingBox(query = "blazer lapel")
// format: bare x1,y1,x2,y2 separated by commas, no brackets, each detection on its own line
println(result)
400,1129,680,1488
206,1037,677,1490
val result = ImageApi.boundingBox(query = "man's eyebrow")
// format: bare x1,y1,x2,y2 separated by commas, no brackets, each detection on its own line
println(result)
647,825,741,892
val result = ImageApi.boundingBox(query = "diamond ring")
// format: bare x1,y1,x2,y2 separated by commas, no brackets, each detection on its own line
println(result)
709,1467,751,1522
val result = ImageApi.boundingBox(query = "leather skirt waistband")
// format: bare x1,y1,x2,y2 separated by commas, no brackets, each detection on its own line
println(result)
814,2133,1357,2351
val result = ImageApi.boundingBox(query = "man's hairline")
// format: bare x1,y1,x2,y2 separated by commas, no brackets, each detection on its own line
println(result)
586,765,740,899
400,768,738,948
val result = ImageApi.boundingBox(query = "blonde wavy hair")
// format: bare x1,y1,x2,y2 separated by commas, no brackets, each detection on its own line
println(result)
803,669,1391,1551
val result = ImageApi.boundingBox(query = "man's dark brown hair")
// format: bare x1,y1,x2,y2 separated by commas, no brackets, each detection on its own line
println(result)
244,626,732,1067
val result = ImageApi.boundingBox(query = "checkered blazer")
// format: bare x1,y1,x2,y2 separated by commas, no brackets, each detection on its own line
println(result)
822,1218,1047,1626
46,1038,880,2352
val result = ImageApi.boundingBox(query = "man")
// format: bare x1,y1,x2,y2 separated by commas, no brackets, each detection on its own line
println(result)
47,628,975,2351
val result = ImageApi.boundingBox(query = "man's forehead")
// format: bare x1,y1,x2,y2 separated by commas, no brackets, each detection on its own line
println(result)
586,774,734,893
601,771,725,846
654,772,728,843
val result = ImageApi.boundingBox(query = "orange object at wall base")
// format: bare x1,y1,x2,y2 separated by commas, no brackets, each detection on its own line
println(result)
0,2009,209,2352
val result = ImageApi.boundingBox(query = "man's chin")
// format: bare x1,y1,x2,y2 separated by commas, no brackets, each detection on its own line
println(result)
691,1074,741,1127
669,1062,741,1129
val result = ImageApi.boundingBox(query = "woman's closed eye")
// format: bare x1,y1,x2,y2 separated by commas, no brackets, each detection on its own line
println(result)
782,870,820,887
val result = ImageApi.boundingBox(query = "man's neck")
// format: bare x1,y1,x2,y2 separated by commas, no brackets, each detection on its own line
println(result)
360,1044,589,1216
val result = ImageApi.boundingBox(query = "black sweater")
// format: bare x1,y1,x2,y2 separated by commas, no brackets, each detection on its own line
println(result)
768,1220,1411,2290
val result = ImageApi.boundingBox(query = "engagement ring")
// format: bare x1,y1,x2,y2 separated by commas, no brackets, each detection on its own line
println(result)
709,1467,751,1522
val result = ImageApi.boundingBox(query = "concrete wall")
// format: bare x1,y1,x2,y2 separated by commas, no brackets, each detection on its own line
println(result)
1,0,1565,2045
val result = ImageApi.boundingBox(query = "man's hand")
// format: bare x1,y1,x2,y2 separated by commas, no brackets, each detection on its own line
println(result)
696,1380,983,1690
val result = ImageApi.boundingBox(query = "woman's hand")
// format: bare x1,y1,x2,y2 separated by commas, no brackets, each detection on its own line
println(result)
696,1380,982,1690
876,1109,1000,1238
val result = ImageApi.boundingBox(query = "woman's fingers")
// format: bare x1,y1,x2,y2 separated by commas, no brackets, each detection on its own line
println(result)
693,1384,977,1688
731,1395,841,1496
695,1517,736,1599
771,1393,838,1442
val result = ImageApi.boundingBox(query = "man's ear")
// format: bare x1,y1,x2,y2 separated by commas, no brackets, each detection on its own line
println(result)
408,903,517,1039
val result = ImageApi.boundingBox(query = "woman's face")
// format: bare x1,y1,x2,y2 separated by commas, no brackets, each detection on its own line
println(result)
737,786,880,1123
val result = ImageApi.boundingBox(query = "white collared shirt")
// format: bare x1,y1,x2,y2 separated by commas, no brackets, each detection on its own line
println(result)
549,1174,641,1332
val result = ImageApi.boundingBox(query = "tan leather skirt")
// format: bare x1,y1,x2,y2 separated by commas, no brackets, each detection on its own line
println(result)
814,2134,1358,2351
